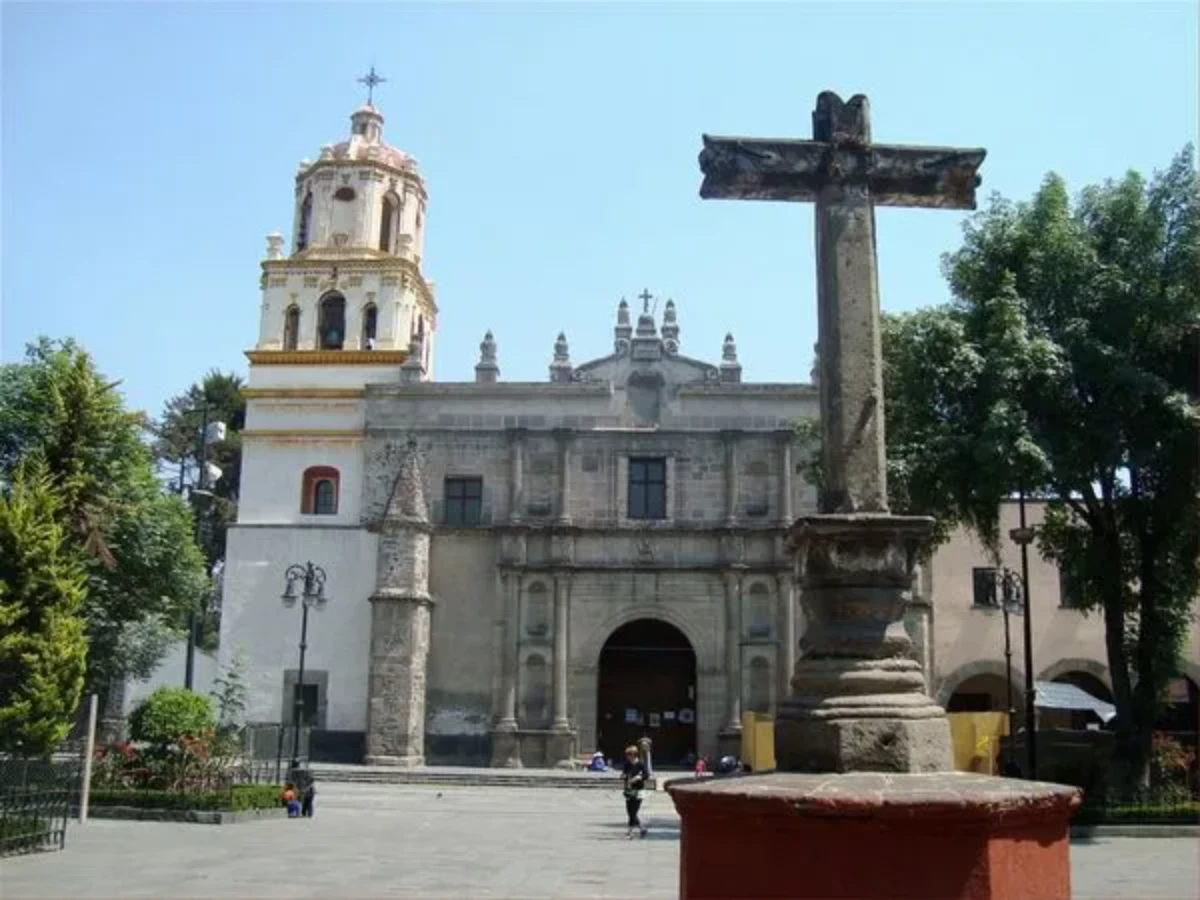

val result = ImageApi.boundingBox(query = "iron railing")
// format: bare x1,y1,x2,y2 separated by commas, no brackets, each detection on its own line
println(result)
1075,785,1200,825
0,751,83,858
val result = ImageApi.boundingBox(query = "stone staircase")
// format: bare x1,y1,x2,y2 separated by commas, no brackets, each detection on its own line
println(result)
308,764,659,790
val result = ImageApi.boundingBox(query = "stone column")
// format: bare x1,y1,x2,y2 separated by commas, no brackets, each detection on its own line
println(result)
365,439,433,767
547,572,576,767
776,432,793,525
551,573,570,728
722,431,739,526
508,428,525,524
721,570,742,739
491,571,521,768
555,429,572,525
776,570,797,706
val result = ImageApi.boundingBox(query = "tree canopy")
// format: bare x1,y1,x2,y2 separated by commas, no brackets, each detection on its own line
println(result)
880,146,1199,788
0,339,209,694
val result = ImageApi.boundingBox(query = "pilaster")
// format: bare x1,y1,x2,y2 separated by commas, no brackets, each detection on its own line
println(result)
554,428,573,526
722,430,739,527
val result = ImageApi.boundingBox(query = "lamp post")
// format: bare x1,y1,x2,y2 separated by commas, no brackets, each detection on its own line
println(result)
281,562,328,770
176,405,226,691
991,568,1024,774
1010,489,1038,781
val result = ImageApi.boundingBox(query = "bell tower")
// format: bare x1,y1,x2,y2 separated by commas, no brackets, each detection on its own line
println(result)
250,68,437,377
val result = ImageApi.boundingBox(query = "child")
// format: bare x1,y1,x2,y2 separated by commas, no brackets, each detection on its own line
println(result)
280,783,301,818
299,771,316,818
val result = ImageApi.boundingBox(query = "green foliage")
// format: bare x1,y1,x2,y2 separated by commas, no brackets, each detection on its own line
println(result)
880,147,1200,790
210,648,248,733
0,459,89,757
0,339,208,691
89,784,282,811
128,687,215,748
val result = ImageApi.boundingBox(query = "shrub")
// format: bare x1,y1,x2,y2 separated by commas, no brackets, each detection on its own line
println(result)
128,688,215,747
89,784,282,812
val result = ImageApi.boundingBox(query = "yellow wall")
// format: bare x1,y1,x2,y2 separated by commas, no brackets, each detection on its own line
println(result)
948,712,1010,773
741,713,776,772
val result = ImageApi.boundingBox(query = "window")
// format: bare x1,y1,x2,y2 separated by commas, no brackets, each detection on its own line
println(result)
1059,566,1085,609
318,293,346,350
296,192,312,252
361,303,378,349
524,582,549,637
282,305,300,351
628,457,667,520
747,583,772,638
334,186,356,202
301,466,339,515
379,194,398,252
972,567,999,607
444,476,483,527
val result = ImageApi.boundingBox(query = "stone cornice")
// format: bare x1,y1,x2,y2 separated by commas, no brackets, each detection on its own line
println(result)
245,350,407,366
240,428,364,442
677,383,818,398
242,388,366,399
296,158,428,198
366,381,614,400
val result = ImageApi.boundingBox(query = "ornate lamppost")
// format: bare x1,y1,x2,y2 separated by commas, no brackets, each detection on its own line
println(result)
281,562,328,770
1010,489,1038,781
987,567,1025,774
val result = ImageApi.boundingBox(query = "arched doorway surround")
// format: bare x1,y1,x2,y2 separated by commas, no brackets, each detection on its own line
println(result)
596,619,697,766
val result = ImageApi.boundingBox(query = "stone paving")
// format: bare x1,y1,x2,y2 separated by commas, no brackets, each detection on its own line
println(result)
2,783,1196,899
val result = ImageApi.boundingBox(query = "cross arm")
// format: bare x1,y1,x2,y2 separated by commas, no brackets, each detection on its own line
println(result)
698,135,987,210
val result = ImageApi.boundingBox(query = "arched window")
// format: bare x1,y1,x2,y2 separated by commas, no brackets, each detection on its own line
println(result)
379,194,399,252
301,466,340,515
282,305,300,351
361,303,378,349
318,293,346,350
296,192,313,252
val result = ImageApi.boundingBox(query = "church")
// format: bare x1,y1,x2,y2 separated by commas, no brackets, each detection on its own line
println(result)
221,89,1181,769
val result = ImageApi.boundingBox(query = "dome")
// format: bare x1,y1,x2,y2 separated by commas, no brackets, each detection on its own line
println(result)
299,103,417,175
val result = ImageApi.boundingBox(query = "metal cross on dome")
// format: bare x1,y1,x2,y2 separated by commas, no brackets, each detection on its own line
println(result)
638,288,654,313
358,66,387,105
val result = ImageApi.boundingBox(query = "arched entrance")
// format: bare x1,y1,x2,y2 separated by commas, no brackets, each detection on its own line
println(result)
596,618,696,766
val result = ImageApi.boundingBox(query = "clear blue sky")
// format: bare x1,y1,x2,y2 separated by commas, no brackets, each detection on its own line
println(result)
3,2,1197,420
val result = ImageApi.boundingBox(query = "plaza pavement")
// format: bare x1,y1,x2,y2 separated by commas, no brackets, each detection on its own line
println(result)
2,782,1196,899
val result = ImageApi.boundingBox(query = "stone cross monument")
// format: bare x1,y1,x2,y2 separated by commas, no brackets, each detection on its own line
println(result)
698,92,986,772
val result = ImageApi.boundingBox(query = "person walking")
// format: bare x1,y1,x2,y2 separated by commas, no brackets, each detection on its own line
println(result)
622,744,649,839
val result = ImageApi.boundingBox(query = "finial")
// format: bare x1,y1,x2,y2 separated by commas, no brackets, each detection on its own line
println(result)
661,298,679,349
721,333,742,383
550,332,573,383
617,299,630,325
723,333,738,360
357,66,387,106
638,288,654,315
265,232,284,261
476,330,499,383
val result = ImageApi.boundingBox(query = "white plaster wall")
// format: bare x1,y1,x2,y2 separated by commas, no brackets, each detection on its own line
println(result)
121,641,219,717
244,399,365,433
245,363,405,391
219,524,378,731
238,438,364,524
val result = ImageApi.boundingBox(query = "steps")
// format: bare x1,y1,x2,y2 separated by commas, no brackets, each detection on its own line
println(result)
308,765,658,791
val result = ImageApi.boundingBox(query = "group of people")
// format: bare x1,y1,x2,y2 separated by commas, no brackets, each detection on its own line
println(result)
280,770,316,818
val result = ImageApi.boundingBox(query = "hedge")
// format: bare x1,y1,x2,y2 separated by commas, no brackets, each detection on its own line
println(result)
89,784,282,812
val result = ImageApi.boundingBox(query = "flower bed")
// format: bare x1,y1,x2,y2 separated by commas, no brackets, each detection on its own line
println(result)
90,784,282,812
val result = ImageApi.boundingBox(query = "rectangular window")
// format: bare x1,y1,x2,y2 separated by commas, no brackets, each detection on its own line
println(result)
1059,566,1084,609
444,477,483,527
972,567,999,607
628,457,667,520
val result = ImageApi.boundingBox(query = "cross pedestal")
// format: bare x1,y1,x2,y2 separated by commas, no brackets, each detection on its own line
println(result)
667,91,1080,900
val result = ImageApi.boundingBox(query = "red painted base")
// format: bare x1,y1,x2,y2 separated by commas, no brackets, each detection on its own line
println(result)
668,772,1080,900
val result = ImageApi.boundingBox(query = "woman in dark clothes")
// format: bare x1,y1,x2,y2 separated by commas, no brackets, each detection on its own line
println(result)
622,745,649,839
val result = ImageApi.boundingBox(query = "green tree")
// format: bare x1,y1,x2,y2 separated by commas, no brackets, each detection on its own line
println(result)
154,372,244,649
879,148,1199,790
0,459,89,758
0,339,209,693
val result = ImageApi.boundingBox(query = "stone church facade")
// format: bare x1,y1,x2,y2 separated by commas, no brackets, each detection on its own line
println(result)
220,97,832,768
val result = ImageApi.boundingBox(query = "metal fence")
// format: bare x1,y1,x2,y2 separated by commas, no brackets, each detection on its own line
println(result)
0,748,83,858
241,722,311,783
1075,785,1200,825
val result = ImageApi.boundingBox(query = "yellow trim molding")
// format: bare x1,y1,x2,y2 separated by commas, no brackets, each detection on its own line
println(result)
241,429,364,440
245,350,407,366
241,388,366,400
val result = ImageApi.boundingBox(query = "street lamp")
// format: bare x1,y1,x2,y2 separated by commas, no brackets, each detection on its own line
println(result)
281,562,328,770
1010,488,1038,781
176,405,227,691
987,567,1025,774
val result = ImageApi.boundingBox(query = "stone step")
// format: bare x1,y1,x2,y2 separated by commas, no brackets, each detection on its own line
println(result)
308,766,657,790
